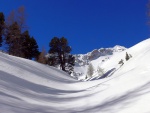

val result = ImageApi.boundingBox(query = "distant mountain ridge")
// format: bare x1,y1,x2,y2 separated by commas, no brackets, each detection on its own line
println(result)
75,45,126,65
73,45,126,79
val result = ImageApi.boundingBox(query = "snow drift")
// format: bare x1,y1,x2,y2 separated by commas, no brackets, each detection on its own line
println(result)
0,38,150,113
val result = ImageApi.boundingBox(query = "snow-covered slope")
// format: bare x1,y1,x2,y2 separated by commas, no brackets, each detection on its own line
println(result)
1,38,150,113
74,45,126,80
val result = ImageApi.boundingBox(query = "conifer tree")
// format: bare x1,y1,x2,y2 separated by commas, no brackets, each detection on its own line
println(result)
4,6,27,56
118,59,124,66
48,37,75,74
125,52,130,61
0,12,5,47
21,30,30,58
24,37,39,59
5,22,21,55
30,37,39,59
20,30,39,59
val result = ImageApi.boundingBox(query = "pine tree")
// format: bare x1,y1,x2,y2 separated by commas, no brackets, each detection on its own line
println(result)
21,31,39,59
4,6,27,56
21,30,30,58
118,59,124,66
87,63,94,78
30,37,39,59
0,12,5,47
125,52,130,61
5,22,21,56
48,37,75,74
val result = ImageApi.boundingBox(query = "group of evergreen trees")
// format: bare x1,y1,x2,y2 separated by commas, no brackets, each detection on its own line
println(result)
0,6,75,75
0,7,39,59
118,52,132,66
5,23,39,59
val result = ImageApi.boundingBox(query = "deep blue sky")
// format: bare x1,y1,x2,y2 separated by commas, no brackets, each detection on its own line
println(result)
0,0,149,54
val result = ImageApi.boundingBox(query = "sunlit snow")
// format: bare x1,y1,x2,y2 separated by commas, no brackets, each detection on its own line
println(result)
0,39,150,113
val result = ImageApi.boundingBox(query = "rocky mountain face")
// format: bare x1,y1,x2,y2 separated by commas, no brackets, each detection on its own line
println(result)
74,45,126,66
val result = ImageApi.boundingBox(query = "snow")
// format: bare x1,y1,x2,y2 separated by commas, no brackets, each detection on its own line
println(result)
1,38,150,113
74,45,126,80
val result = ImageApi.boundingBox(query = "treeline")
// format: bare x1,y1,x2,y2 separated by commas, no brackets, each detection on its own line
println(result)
0,6,75,75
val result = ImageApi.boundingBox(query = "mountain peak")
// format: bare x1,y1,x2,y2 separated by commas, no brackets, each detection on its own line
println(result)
112,45,127,52
74,45,127,79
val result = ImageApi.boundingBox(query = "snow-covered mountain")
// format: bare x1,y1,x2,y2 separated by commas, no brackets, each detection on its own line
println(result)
1,38,150,113
74,45,126,80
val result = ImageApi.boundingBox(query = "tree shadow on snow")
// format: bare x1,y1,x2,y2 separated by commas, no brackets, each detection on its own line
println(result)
74,82,150,113
99,68,116,79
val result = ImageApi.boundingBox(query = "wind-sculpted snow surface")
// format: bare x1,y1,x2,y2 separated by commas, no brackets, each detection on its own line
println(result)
1,39,150,113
